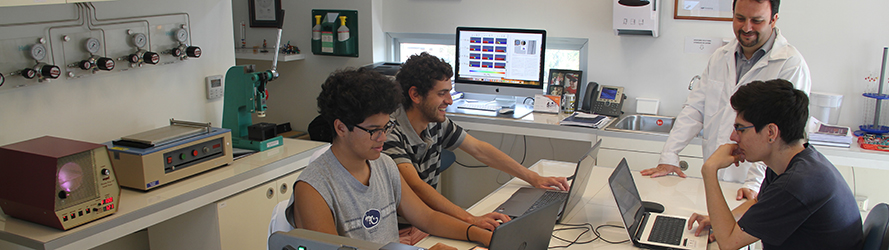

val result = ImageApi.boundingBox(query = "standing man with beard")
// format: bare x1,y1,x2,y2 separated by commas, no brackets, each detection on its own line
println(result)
383,52,570,244
641,0,810,201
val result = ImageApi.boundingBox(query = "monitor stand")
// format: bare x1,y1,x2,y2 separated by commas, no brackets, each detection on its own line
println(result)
447,99,533,119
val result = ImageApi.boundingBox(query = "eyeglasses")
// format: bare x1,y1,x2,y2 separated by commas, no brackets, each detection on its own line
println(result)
352,121,395,141
734,124,755,133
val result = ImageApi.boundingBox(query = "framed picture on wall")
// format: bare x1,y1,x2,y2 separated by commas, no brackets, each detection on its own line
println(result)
549,69,583,95
674,0,733,21
249,0,282,27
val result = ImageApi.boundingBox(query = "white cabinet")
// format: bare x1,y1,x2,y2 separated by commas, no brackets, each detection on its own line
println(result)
216,170,301,250
217,181,279,250
598,134,704,178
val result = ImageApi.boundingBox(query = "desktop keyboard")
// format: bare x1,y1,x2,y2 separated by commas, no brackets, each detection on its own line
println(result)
457,102,501,111
647,216,686,245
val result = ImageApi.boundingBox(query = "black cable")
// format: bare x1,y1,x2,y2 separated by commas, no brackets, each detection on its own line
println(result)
548,223,599,248
523,96,535,105
593,224,631,244
546,223,630,248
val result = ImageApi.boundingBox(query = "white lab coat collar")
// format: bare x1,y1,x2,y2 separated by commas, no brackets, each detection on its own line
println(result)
718,28,793,87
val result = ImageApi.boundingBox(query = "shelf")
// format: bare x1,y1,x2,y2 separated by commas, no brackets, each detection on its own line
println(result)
235,51,305,62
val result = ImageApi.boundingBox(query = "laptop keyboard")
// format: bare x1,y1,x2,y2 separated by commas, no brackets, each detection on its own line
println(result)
457,102,501,111
521,191,568,216
647,216,686,245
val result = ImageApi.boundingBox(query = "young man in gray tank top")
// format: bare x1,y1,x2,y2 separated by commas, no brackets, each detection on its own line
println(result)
289,68,492,250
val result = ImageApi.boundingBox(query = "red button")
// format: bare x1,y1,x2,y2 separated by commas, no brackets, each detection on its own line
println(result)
167,156,173,164
192,150,198,156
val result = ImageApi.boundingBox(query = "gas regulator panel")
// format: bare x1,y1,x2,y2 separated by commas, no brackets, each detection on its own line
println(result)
0,4,202,92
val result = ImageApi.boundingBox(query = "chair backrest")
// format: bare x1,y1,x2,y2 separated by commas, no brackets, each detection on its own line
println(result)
863,203,889,250
267,144,330,250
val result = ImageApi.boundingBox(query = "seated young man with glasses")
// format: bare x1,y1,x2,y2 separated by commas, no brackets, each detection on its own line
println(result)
687,79,862,249
288,68,492,250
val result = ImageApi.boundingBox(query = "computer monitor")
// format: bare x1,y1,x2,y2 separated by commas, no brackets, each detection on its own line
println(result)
454,27,546,99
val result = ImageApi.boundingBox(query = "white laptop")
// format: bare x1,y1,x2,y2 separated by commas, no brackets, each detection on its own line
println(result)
494,139,601,223
608,158,709,250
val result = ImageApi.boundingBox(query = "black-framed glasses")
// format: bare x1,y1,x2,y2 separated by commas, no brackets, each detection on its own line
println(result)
352,121,395,140
734,124,755,133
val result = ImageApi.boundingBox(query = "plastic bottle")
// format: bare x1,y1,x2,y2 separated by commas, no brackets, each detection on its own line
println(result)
312,15,322,54
337,16,350,42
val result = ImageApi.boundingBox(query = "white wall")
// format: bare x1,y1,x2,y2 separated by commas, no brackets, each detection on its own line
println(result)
231,0,383,132
380,0,889,128
0,0,235,146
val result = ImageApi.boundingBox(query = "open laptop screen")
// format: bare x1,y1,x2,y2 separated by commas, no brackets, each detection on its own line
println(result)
608,159,645,236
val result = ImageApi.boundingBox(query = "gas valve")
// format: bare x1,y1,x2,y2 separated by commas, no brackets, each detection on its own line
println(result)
168,28,201,60
21,63,61,82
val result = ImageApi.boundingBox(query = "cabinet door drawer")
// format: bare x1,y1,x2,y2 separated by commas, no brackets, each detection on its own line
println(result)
599,149,703,178
600,135,703,158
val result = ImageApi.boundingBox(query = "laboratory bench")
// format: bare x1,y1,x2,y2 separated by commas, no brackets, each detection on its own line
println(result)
0,138,327,250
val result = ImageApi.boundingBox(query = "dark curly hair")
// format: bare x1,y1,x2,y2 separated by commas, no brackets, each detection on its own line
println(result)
730,79,808,144
396,52,453,109
316,68,403,142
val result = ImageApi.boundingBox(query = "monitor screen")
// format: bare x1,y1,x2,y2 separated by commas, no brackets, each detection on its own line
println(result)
454,27,546,97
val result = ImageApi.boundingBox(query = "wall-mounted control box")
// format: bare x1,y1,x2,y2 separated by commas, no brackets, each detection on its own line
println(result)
206,75,224,99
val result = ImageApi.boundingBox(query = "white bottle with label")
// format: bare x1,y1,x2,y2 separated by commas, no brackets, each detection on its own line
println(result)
337,16,350,42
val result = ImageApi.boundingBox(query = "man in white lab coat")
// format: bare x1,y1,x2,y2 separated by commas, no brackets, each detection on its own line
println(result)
641,0,811,199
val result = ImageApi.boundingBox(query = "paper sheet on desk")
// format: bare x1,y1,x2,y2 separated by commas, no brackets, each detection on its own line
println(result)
559,112,612,129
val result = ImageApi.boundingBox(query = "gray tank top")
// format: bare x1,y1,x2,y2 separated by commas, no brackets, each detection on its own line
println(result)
292,149,402,244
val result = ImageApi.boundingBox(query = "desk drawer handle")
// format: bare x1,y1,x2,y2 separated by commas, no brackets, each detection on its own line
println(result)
280,183,289,195
266,187,274,199
679,160,689,171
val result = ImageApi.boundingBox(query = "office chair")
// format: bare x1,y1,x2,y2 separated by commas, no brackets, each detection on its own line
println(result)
267,144,330,250
440,149,456,172
863,203,889,250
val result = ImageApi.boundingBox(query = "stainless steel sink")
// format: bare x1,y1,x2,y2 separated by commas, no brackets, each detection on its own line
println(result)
606,114,676,134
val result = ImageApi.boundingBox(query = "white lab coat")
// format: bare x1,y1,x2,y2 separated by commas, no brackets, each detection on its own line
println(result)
659,28,811,192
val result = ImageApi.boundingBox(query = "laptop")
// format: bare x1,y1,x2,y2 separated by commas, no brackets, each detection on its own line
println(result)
608,158,709,250
487,199,562,250
494,139,601,223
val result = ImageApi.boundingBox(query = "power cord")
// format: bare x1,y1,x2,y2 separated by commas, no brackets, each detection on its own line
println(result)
548,223,630,248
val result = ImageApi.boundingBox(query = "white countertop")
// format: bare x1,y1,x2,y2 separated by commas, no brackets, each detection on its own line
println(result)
0,139,327,250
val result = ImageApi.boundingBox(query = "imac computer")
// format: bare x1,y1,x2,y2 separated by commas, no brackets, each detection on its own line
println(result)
448,27,546,119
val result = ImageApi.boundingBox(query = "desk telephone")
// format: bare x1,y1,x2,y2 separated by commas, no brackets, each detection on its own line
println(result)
580,82,626,117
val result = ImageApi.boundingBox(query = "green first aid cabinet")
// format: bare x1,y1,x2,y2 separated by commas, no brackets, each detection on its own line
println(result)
311,9,358,57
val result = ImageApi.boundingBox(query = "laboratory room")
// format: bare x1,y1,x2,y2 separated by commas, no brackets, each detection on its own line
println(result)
1,0,889,249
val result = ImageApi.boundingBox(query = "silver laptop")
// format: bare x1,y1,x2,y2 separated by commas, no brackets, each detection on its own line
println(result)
608,158,709,250
488,198,561,250
494,139,601,223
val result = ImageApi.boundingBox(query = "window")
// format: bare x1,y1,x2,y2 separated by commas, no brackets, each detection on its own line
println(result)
390,33,587,84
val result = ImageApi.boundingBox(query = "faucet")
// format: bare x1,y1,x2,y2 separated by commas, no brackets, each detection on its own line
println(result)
688,75,701,90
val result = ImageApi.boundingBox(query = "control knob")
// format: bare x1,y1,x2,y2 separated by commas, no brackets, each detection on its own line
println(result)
78,59,93,70
101,168,111,176
39,64,61,79
96,57,115,71
21,68,37,79
128,53,141,63
186,46,201,58
171,47,183,57
143,52,160,64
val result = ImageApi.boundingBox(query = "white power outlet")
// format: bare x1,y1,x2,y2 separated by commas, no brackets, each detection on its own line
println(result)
856,196,869,212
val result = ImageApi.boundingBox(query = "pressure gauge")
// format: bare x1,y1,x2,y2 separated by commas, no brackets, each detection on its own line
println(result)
29,43,47,61
85,38,101,54
132,33,147,48
174,29,189,43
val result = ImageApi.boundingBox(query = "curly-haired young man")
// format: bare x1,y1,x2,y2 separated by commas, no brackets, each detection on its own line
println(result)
289,68,491,250
382,52,570,239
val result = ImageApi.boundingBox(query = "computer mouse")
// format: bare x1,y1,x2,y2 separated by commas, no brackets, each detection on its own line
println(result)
499,108,514,115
